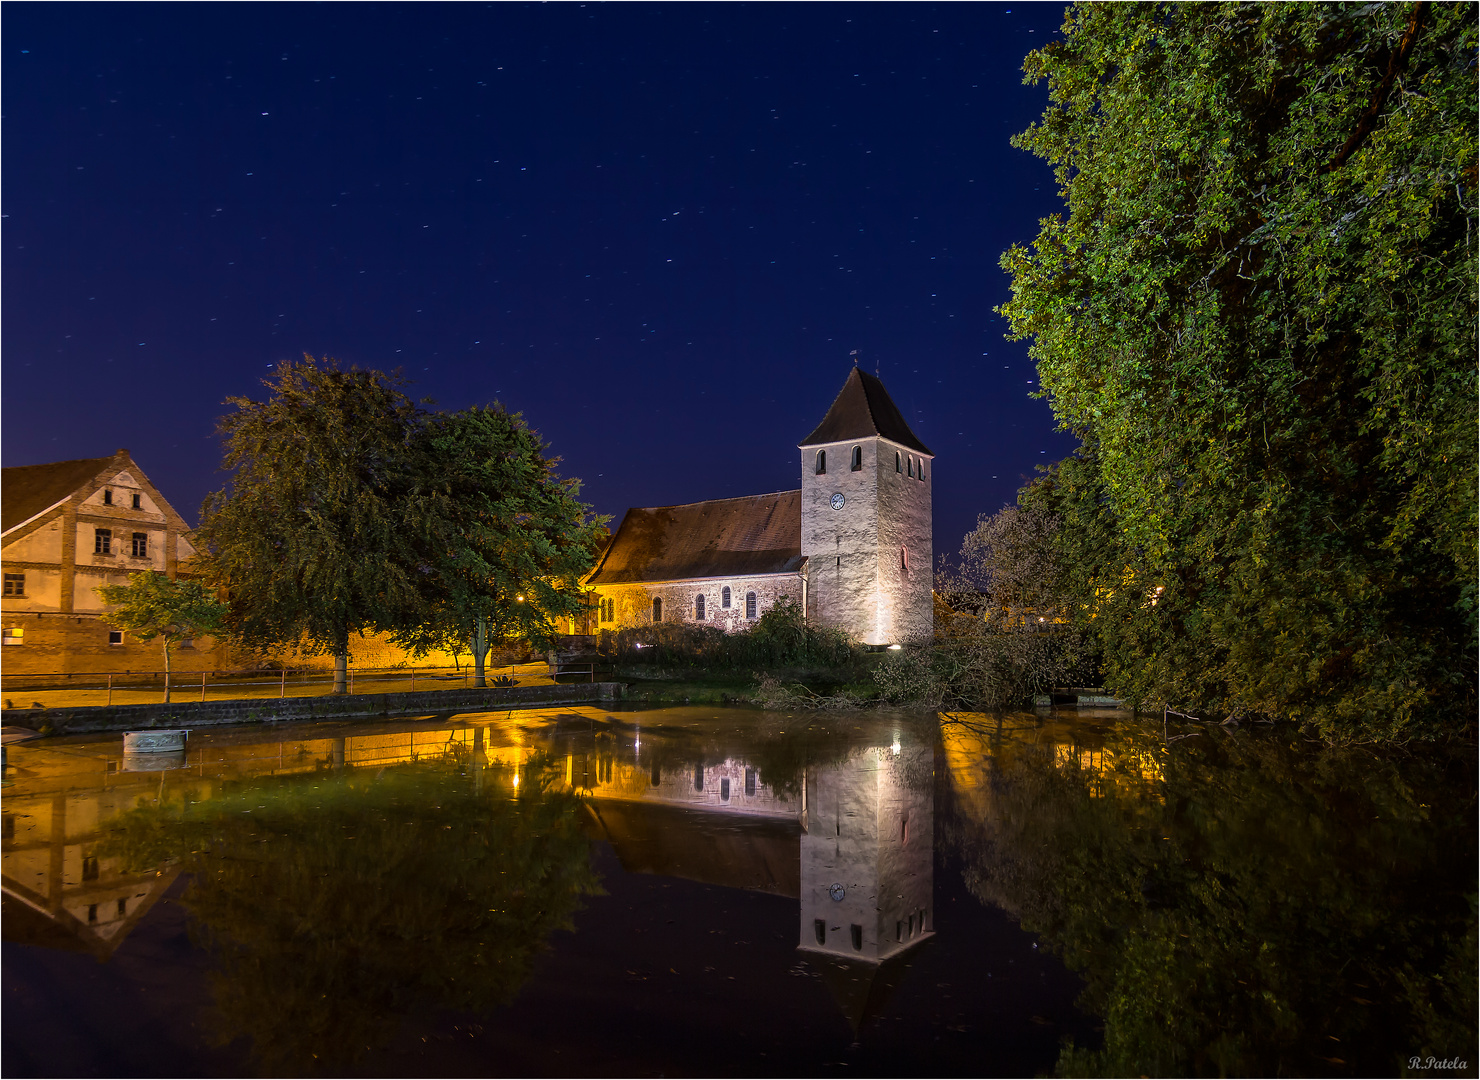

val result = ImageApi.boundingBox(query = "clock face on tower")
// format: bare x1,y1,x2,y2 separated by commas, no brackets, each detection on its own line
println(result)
830,492,846,510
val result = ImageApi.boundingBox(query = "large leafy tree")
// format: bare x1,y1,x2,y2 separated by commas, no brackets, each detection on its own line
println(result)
196,357,434,693
95,572,227,703
1002,3,1477,738
391,405,608,685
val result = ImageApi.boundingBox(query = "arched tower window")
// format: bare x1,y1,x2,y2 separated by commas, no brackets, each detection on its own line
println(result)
895,451,901,473
695,594,706,620
815,450,826,474
918,459,926,481
850,446,862,471
907,457,914,478
652,597,663,622
721,586,731,609
901,547,908,571
745,591,758,620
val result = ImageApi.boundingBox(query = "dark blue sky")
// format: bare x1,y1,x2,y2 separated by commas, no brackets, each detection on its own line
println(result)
3,1,1077,557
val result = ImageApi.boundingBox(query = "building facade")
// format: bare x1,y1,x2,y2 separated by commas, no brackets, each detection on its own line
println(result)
0,449,230,675
584,368,934,646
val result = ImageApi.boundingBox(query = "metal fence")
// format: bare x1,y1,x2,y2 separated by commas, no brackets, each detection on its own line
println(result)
0,663,547,707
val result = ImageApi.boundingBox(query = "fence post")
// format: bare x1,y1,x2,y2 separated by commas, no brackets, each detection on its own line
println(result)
281,668,286,698
410,667,415,693
201,672,207,702
349,667,354,695
107,674,112,707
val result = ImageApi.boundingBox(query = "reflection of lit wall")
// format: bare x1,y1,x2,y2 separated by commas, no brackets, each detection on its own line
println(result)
798,743,933,962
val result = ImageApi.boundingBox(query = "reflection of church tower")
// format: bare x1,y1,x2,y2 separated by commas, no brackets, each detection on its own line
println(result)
798,741,934,965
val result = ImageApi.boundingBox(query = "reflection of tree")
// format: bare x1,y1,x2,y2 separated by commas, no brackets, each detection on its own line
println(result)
101,754,598,1075
941,722,1477,1076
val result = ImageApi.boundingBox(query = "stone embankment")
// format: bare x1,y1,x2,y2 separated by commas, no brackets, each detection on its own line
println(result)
3,682,624,736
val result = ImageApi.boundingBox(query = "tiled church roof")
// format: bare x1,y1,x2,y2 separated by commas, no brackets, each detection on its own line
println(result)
1,455,116,532
584,490,805,585
799,367,932,455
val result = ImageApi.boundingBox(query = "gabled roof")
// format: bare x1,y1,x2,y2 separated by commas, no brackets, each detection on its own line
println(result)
1,455,116,532
584,490,805,586
1,449,193,536
799,367,932,456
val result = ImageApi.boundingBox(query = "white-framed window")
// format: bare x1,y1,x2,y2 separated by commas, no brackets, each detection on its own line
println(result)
108,630,124,645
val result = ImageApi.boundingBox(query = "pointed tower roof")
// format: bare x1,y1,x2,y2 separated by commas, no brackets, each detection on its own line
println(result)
799,367,932,455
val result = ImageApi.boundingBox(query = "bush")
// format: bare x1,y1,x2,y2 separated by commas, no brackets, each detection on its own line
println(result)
599,596,856,672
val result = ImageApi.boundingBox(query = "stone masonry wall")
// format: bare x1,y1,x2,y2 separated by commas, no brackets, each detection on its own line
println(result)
588,573,805,635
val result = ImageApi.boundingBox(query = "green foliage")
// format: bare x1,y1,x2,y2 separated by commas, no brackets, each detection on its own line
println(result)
602,596,857,671
96,571,226,645
95,571,226,700
1001,4,1478,739
941,718,1478,1076
196,357,434,673
99,754,598,1074
390,404,608,664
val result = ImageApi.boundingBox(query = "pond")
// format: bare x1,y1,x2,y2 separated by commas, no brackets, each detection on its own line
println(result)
2,706,1473,1077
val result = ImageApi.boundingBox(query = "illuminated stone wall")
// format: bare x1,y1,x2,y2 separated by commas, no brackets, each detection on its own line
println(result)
800,436,933,646
588,572,805,634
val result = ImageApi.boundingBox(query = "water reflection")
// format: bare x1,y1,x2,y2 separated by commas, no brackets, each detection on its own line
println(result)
3,707,1473,1076
938,711,1478,1077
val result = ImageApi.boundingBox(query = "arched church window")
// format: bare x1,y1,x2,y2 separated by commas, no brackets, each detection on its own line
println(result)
850,446,862,471
895,451,901,473
652,597,662,622
815,450,826,474
745,592,757,620
695,594,706,620
721,586,731,609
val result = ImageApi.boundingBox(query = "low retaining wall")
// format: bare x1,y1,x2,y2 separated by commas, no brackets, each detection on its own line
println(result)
5,682,625,736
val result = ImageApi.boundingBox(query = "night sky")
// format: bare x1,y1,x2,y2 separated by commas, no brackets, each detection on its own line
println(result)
4,2,1078,558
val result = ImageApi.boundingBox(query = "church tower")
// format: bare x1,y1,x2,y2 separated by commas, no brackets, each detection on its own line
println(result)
799,367,933,646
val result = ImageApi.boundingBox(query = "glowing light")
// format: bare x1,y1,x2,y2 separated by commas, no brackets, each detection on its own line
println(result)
517,594,525,602
887,643,903,650
890,735,902,755
512,772,520,787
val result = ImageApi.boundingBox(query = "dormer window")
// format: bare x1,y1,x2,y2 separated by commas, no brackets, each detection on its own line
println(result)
815,450,826,475
850,446,862,471
102,489,113,506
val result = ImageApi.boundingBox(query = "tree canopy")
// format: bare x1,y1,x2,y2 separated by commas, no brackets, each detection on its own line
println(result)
1002,3,1477,739
95,571,227,703
196,357,436,691
390,404,608,684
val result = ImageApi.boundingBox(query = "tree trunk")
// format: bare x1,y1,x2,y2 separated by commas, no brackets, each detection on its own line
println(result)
472,614,488,689
332,624,349,695
162,638,172,705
